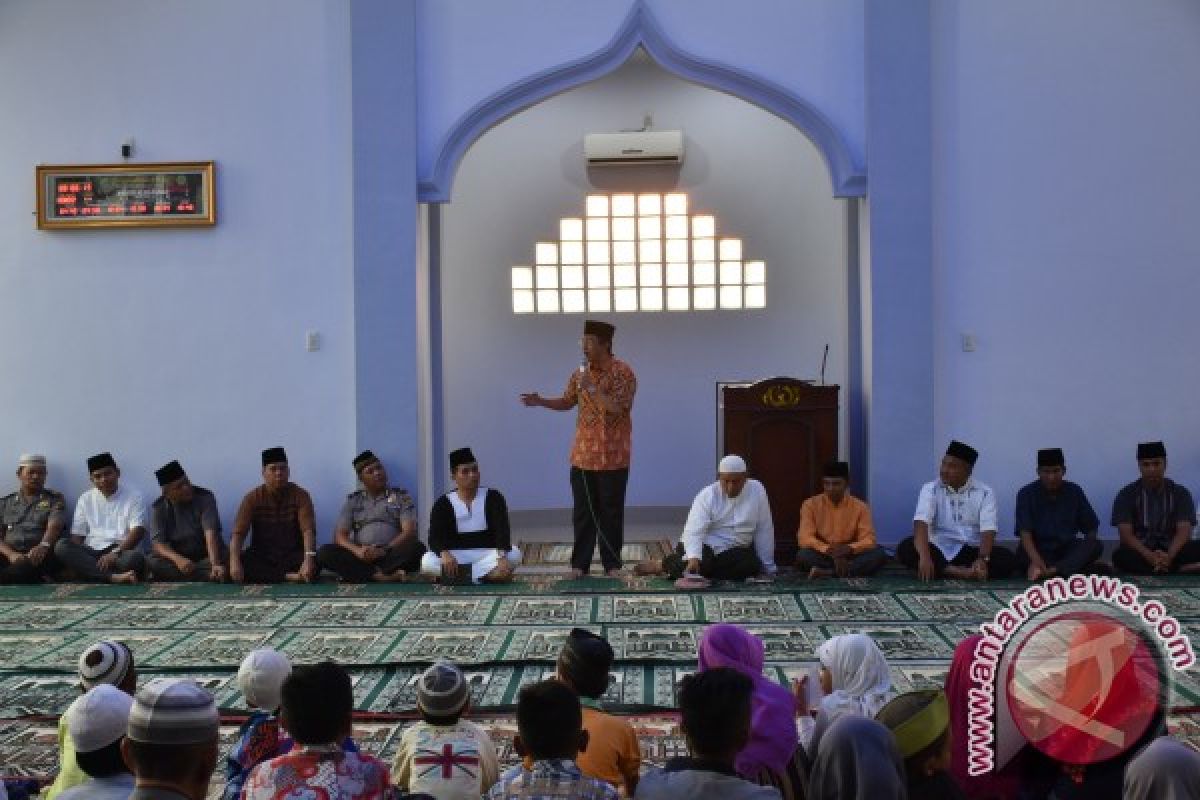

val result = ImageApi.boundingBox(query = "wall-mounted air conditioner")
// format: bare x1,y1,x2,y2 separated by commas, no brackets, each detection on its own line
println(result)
584,130,684,166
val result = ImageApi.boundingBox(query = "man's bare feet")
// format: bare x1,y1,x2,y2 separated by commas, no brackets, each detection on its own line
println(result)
109,570,138,585
1180,562,1200,574
808,566,834,579
284,571,303,583
634,559,662,576
372,569,407,583
605,567,622,578
944,565,977,580
568,568,585,579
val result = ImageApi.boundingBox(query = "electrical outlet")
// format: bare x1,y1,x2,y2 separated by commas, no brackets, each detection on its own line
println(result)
305,331,321,352
962,333,976,352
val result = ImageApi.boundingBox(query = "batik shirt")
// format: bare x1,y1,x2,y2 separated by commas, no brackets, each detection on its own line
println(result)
486,758,620,800
562,358,636,471
392,719,499,800
241,746,391,800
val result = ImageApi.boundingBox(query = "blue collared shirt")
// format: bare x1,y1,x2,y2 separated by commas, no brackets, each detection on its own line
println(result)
1014,479,1098,551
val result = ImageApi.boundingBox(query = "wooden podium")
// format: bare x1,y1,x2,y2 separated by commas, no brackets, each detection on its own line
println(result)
720,378,839,567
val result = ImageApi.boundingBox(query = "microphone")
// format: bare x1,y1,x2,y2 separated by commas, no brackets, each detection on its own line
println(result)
819,344,829,385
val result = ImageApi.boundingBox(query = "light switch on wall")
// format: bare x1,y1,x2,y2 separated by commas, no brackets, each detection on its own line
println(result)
306,331,321,352
961,333,976,352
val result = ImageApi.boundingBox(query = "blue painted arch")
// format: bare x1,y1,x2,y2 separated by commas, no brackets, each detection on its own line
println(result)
418,1,867,202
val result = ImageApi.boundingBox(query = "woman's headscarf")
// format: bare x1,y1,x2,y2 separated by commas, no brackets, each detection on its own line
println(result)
697,623,798,777
808,714,907,800
816,633,894,719
945,635,1023,799
1123,736,1200,800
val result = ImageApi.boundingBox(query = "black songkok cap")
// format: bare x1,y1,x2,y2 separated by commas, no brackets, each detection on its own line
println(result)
583,319,615,341
261,447,287,467
87,452,116,473
945,440,979,467
155,460,186,487
352,450,378,473
1037,448,1065,468
449,448,476,470
822,461,850,479
1137,441,1167,460
559,628,614,699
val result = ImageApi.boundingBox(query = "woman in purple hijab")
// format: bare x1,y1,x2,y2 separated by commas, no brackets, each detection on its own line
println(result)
698,623,804,796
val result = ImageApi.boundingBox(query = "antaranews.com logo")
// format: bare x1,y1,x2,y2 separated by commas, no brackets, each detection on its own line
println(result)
966,574,1193,774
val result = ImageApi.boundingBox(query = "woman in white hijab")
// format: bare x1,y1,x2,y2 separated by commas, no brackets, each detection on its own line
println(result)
1123,736,1200,800
796,633,895,754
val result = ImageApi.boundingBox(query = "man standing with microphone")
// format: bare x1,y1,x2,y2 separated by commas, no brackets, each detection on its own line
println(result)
521,320,637,578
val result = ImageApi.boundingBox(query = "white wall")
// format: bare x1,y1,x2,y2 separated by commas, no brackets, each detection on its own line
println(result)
439,55,848,509
930,0,1200,535
0,0,356,536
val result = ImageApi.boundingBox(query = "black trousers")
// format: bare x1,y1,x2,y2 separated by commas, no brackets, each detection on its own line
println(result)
1112,540,1200,574
795,546,889,576
570,467,628,571
1015,536,1103,577
53,540,146,582
662,542,762,581
317,539,426,582
896,536,1016,579
239,546,303,584
0,549,59,584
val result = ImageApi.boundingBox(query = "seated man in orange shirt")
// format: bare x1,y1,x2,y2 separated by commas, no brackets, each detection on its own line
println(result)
795,461,888,578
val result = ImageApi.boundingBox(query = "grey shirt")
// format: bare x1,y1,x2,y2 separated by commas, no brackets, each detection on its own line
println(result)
336,487,415,547
0,488,67,551
150,487,223,561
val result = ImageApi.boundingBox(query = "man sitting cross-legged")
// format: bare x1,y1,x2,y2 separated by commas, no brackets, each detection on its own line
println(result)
55,452,146,584
1014,448,1103,580
897,440,1016,581
419,448,521,584
636,455,776,582
318,450,426,582
147,460,228,582
0,453,67,584
1111,441,1200,574
795,461,888,578
229,447,318,584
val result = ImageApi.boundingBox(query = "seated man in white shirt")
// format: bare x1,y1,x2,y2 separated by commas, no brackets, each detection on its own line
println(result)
896,440,1016,581
637,455,776,582
419,448,521,584
54,453,147,584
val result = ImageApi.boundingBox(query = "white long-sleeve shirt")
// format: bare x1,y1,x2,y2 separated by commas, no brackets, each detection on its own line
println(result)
681,479,776,573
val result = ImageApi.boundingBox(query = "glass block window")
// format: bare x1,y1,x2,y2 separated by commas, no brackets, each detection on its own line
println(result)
511,193,766,313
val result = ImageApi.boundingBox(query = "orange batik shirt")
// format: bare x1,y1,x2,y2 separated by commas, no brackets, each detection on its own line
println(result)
563,357,637,471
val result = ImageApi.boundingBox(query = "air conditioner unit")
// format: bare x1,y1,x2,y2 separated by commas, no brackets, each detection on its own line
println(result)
584,130,684,166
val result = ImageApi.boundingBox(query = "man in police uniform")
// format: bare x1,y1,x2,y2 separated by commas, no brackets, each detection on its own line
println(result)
0,453,66,583
317,450,426,582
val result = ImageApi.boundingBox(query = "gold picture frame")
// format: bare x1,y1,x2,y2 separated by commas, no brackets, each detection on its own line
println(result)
35,161,216,229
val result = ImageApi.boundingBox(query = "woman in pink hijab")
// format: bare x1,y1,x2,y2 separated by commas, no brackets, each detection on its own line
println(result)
945,634,1025,799
697,623,805,798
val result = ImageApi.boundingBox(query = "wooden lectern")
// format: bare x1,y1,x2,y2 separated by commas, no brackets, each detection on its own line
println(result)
720,378,839,567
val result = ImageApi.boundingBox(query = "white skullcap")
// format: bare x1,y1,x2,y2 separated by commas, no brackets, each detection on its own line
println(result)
18,454,46,467
718,454,747,474
236,647,292,712
68,684,133,753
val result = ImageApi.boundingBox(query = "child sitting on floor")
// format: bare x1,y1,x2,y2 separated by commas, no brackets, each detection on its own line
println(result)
392,661,499,800
223,647,293,800
876,689,964,800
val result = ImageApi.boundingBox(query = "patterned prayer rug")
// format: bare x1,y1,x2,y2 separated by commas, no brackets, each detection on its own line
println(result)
2,568,1200,789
